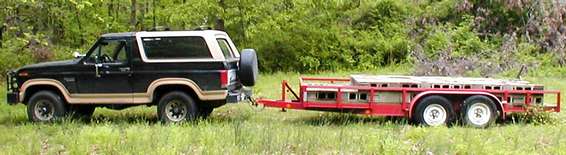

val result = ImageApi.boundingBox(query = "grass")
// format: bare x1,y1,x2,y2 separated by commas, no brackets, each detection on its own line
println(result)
1,65,565,154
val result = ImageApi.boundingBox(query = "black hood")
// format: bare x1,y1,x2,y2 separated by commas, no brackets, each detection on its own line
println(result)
19,59,79,70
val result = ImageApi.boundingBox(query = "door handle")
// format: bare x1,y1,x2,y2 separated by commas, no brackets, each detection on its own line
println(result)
119,67,131,72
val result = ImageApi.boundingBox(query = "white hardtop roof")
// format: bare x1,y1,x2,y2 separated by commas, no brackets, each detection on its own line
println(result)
135,30,229,38
351,75,534,86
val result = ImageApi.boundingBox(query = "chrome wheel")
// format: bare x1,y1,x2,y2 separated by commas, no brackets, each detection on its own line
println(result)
466,102,491,126
34,99,54,121
423,104,447,126
165,100,187,122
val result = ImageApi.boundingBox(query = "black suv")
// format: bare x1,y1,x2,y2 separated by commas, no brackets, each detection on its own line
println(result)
6,30,258,122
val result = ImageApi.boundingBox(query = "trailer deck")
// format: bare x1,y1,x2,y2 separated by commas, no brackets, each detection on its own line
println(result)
257,75,561,127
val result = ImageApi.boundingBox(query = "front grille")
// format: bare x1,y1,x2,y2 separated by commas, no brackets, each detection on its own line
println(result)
6,71,17,92
6,72,10,91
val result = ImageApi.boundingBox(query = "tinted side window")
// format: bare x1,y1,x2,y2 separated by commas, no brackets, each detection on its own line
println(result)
217,39,233,59
84,39,128,64
142,36,212,59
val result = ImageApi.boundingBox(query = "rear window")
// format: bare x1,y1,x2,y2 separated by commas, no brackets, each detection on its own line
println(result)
217,39,234,59
142,36,212,59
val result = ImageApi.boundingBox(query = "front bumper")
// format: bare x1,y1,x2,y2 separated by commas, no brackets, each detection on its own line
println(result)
6,71,19,104
6,92,18,104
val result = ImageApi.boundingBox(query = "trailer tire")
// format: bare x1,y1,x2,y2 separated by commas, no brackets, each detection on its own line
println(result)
461,95,497,128
157,91,199,123
414,95,454,126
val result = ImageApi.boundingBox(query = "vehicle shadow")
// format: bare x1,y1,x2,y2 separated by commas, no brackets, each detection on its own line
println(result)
496,113,558,126
0,114,160,126
294,112,558,127
88,113,159,124
0,111,252,126
295,113,411,126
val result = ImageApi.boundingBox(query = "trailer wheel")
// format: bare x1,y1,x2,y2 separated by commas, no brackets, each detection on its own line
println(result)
461,95,497,128
157,91,199,123
414,95,454,126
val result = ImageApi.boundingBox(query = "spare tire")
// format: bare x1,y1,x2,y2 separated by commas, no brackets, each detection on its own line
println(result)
238,49,258,86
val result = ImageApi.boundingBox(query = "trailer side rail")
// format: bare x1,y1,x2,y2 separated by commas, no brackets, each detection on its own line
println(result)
258,77,561,117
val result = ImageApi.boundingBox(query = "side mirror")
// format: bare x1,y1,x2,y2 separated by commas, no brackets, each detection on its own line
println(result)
73,51,85,58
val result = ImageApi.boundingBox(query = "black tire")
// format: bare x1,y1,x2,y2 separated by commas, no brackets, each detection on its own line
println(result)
27,91,67,122
157,91,199,123
413,95,455,126
198,107,214,118
238,49,258,86
68,105,96,120
461,95,498,128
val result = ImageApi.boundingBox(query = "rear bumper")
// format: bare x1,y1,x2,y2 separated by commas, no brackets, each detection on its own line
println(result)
226,87,252,103
226,93,240,103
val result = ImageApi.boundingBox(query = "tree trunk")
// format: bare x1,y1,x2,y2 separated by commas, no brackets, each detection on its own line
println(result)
152,0,157,29
0,25,4,48
145,0,149,14
181,0,186,29
215,0,226,31
15,6,23,37
76,10,84,46
108,0,113,17
237,0,246,43
116,1,120,19
130,0,137,31
140,1,145,30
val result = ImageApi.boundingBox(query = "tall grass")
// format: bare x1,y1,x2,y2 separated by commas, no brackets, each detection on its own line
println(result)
0,66,565,154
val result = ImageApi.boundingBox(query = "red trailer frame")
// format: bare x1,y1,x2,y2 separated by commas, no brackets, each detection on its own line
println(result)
257,77,561,119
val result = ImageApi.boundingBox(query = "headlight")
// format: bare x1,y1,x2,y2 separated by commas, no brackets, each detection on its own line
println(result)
7,70,19,90
11,77,17,88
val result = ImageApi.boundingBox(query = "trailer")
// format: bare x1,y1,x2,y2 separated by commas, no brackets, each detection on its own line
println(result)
256,75,561,128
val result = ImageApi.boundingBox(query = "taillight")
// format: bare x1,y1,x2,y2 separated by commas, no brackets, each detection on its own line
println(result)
220,70,228,88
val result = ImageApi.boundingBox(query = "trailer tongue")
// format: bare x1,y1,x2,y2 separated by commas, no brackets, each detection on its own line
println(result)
256,75,561,128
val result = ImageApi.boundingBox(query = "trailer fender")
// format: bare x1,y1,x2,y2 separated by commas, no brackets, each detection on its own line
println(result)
408,91,505,118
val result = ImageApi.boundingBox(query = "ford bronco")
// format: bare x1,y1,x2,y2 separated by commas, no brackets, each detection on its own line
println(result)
6,30,258,123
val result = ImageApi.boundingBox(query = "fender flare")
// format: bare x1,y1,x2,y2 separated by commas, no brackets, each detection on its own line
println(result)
19,79,72,103
407,91,505,118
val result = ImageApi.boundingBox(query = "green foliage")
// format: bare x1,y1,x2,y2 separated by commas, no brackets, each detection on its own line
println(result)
0,32,47,74
419,0,457,19
0,0,564,74
354,0,409,31
509,108,559,125
421,15,491,58
0,39,34,74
